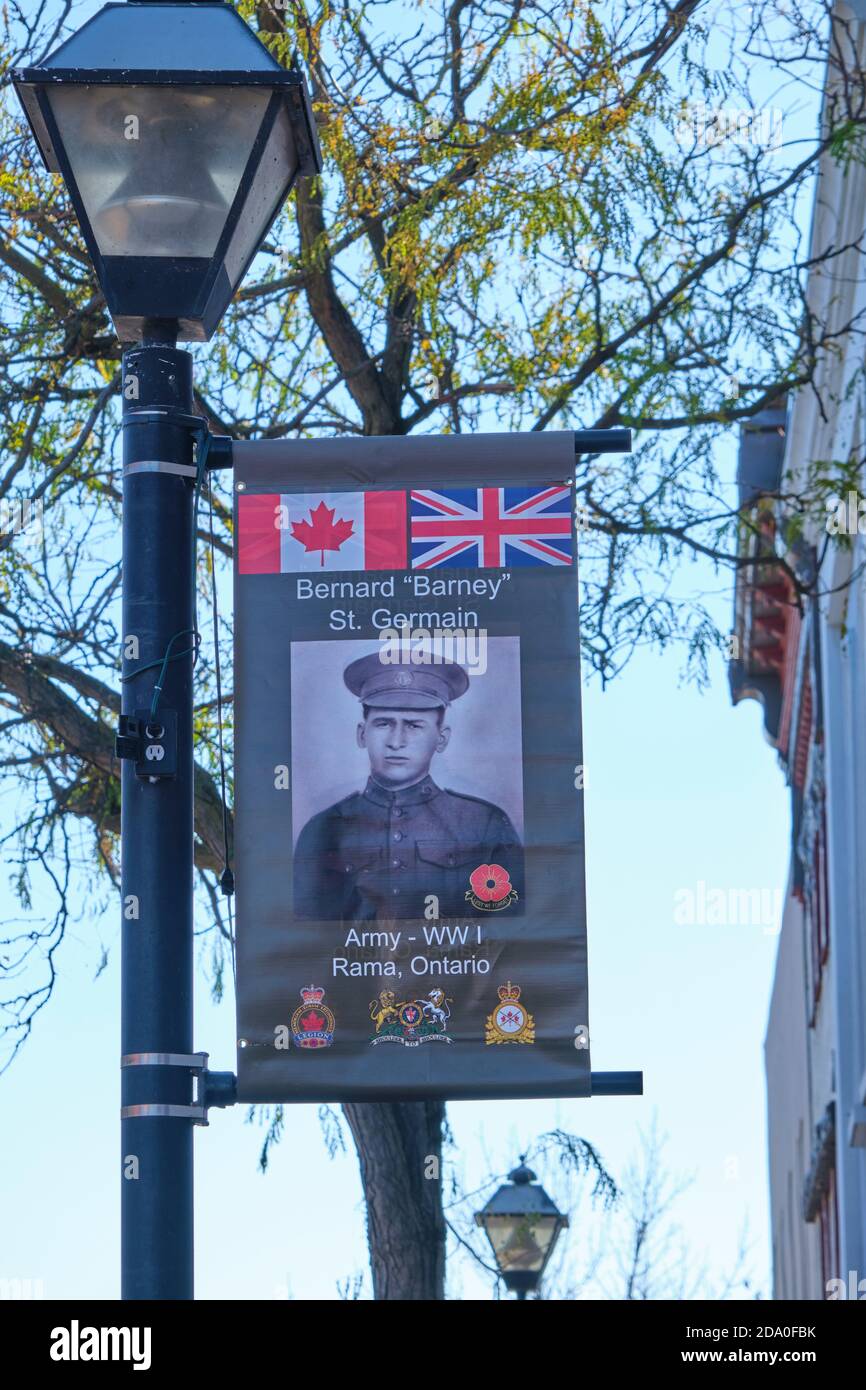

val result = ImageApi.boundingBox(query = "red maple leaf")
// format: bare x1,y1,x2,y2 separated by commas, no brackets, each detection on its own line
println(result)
302,1011,325,1031
291,501,354,566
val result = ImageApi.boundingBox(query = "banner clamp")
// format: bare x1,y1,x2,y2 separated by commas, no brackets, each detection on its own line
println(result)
120,1054,237,1126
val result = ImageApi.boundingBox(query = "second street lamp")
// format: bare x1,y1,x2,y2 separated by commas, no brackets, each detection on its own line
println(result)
475,1161,569,1299
12,0,321,1300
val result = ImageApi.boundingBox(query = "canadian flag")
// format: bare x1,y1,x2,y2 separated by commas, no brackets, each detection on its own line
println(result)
238,491,407,573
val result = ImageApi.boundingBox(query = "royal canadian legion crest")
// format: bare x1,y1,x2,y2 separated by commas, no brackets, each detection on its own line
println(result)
369,988,452,1047
291,985,336,1049
485,982,535,1044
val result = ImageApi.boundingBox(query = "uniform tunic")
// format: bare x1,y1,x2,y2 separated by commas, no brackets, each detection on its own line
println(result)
293,774,523,921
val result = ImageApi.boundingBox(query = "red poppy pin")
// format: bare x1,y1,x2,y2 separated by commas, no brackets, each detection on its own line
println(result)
465,862,518,912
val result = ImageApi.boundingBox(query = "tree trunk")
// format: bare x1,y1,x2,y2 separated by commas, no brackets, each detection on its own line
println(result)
343,1101,447,1299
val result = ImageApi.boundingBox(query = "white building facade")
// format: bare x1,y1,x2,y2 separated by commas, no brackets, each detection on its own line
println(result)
731,8,866,1300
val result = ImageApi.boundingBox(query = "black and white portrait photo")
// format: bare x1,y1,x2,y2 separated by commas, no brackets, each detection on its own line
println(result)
290,635,525,922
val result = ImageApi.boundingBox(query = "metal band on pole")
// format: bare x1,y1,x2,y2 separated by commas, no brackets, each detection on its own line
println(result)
122,1104,208,1123
123,460,199,479
121,1052,208,1069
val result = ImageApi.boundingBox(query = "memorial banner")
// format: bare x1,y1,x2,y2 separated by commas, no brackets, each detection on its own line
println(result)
233,431,591,1100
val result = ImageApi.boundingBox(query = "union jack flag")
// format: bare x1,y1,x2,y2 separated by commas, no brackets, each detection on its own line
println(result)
410,484,573,569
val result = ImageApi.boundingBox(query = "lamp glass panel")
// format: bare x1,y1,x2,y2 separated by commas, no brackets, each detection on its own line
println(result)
223,102,297,287
47,84,270,258
481,1214,558,1273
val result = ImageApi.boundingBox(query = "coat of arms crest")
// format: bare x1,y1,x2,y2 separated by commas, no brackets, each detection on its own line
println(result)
485,981,535,1044
369,988,452,1047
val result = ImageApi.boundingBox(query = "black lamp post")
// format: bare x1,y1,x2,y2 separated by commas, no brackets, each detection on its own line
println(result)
475,1161,569,1299
12,1,321,1300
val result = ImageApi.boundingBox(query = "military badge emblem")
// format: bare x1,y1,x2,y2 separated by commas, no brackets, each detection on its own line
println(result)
369,988,452,1047
485,982,535,1044
466,862,519,911
291,984,336,1049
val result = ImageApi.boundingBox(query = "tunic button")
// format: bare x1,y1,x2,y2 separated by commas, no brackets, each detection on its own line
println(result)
393,831,403,842
393,808,404,818
392,887,400,895
447,855,455,865
345,864,353,872
392,858,403,868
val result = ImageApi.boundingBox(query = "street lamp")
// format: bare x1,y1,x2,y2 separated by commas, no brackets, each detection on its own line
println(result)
12,1,321,1301
13,0,320,342
475,1160,569,1299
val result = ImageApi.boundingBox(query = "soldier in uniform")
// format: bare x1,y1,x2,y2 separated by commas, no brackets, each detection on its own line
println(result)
293,651,524,921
